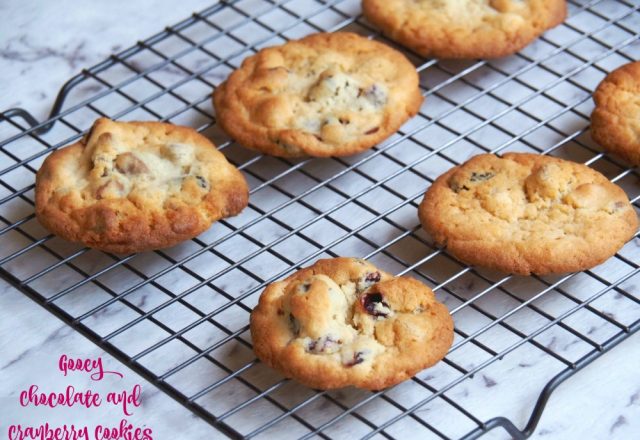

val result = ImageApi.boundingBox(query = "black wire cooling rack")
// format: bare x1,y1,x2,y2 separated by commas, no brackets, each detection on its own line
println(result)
1,0,639,438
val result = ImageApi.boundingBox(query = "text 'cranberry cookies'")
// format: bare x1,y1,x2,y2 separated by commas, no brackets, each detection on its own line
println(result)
213,32,423,158
35,118,249,253
250,257,454,390
420,153,638,275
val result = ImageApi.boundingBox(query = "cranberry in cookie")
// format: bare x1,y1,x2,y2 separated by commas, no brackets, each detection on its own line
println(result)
250,257,454,390
213,32,423,157
420,153,638,275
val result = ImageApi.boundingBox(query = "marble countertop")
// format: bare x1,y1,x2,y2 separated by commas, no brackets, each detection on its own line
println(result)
1,1,639,439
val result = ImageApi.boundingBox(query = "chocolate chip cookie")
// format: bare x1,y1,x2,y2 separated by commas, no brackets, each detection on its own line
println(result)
419,153,638,275
213,32,423,157
592,61,640,166
362,0,567,59
35,118,249,253
250,257,454,390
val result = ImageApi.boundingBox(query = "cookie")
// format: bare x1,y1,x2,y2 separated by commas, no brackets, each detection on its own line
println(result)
362,0,567,59
35,118,249,253
592,61,640,166
213,32,423,157
250,257,454,390
419,153,638,275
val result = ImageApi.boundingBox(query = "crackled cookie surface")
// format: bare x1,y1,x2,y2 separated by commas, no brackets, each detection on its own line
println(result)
420,153,638,275
592,61,640,166
250,257,454,390
213,32,423,157
362,0,566,59
35,118,249,253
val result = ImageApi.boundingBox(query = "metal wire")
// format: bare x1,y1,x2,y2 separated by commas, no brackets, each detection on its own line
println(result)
1,0,639,439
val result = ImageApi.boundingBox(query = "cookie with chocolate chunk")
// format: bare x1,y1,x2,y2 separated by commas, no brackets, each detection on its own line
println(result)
592,61,640,166
362,0,566,59
213,32,423,157
35,118,249,253
419,153,638,275
250,257,454,390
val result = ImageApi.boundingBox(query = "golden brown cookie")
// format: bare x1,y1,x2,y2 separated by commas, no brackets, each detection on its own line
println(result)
250,257,454,390
362,0,567,59
592,61,640,166
419,153,638,275
213,32,423,157
35,118,249,253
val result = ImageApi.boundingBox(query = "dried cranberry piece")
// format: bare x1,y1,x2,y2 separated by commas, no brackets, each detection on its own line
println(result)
359,84,387,106
365,271,381,283
195,175,209,190
345,351,365,367
361,293,390,318
306,336,340,354
356,271,382,293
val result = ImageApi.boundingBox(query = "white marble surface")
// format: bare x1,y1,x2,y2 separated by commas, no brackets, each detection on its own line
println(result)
1,1,640,439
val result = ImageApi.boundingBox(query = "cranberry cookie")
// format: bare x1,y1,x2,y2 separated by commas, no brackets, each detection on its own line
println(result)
420,153,638,275
592,61,640,166
35,118,249,253
362,0,566,59
250,257,454,390
213,32,423,157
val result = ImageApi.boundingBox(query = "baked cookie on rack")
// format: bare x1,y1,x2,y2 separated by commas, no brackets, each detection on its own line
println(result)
213,32,423,157
419,153,638,275
362,0,567,59
591,61,640,166
35,118,249,253
250,257,454,390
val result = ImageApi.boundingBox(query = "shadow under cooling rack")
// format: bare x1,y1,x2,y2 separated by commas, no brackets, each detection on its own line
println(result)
1,0,639,439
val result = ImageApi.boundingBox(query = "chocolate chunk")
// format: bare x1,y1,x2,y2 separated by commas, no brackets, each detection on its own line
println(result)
364,127,380,135
96,180,125,199
470,171,495,182
115,153,148,175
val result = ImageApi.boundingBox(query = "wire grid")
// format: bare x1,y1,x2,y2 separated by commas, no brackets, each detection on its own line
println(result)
1,0,639,438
